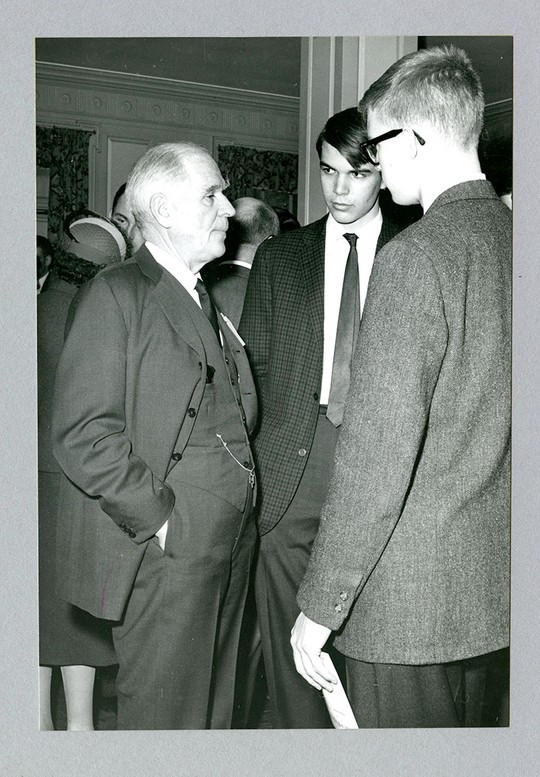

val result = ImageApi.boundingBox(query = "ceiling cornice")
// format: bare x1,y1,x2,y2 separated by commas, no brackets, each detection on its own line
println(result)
35,61,300,114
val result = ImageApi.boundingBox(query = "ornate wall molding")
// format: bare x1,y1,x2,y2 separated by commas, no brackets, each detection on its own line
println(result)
36,62,300,149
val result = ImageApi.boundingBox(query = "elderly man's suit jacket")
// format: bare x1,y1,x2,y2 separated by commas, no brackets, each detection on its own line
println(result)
298,181,511,665
52,246,257,621
239,214,401,535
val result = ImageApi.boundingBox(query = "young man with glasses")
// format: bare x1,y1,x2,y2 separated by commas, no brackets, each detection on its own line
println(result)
239,107,401,728
292,45,511,728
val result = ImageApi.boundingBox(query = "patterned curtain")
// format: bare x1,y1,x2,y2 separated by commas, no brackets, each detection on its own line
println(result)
217,145,298,210
36,126,94,242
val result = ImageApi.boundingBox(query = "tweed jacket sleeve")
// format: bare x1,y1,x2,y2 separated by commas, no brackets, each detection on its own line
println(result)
52,273,175,543
297,237,448,630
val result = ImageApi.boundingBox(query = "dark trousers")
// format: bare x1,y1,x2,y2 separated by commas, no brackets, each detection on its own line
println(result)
256,412,341,728
112,481,255,729
345,647,510,728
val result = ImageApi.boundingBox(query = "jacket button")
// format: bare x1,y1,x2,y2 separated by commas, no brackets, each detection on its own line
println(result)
187,408,196,417
339,591,348,601
298,448,307,457
334,603,343,613
313,392,319,401
243,460,250,468
171,452,182,461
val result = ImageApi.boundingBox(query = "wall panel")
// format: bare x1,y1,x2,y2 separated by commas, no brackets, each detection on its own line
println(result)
36,62,300,219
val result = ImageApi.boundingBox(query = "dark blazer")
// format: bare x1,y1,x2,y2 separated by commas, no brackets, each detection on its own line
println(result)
240,214,401,534
205,261,251,330
37,276,78,473
298,181,511,664
52,246,257,621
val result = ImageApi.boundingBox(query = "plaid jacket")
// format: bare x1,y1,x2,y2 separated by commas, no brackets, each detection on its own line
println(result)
239,214,401,534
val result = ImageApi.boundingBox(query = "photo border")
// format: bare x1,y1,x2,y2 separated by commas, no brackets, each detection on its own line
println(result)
1,3,538,774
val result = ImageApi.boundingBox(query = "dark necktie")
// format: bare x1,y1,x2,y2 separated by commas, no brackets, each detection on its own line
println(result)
195,278,221,343
326,233,360,427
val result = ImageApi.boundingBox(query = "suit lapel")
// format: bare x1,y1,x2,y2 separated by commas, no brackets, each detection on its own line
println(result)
299,217,326,349
376,216,402,253
134,246,205,360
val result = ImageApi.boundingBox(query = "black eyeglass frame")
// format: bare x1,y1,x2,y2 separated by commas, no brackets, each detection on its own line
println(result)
361,128,425,164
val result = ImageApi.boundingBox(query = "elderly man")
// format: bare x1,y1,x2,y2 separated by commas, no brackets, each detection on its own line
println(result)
292,46,511,728
52,142,258,730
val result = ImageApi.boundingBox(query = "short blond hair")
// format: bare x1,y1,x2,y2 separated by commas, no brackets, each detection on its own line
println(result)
359,45,484,150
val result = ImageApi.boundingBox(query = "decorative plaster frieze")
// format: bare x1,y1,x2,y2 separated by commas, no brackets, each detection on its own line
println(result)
36,62,300,142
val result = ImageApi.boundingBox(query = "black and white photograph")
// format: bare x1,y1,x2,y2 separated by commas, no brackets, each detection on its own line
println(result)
1,3,540,775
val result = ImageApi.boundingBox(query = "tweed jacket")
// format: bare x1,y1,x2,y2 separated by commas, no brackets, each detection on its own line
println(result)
52,246,257,620
297,180,511,664
239,213,401,535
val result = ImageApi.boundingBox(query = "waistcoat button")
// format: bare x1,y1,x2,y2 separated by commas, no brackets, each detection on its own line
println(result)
187,408,196,418
171,452,182,461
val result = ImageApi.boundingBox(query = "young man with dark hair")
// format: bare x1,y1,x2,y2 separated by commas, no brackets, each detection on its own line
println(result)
110,182,144,256
292,46,511,728
240,106,401,728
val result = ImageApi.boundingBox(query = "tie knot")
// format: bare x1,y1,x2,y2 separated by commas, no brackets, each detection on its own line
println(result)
343,233,357,248
195,278,207,294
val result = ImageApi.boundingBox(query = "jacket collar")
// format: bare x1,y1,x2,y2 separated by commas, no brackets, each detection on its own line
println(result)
427,179,498,215
299,216,327,349
133,245,207,359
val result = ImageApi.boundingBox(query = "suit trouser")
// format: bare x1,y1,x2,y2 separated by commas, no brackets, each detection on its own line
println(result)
112,481,256,730
256,411,341,728
345,647,510,727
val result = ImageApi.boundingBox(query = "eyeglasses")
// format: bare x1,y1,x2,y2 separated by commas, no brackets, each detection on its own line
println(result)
361,128,425,165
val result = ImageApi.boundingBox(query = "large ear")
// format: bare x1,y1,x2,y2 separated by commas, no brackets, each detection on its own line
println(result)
404,127,421,159
149,191,173,228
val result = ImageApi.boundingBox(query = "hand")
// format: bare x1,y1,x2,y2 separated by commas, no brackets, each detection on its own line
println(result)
155,520,168,550
290,612,338,692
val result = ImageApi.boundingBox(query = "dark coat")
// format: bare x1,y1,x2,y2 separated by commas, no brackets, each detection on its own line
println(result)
298,181,511,664
52,246,257,621
239,214,401,534
205,261,251,330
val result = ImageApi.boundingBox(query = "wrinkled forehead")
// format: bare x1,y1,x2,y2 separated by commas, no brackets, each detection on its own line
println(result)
182,151,225,188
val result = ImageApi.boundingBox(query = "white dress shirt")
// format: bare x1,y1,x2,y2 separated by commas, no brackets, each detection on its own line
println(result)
320,207,383,404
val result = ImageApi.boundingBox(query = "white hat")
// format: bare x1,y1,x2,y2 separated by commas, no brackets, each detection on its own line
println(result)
68,215,127,263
